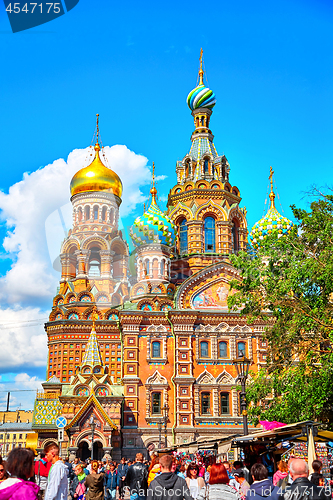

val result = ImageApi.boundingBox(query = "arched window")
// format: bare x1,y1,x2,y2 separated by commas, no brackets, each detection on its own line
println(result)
204,158,209,174
93,206,99,220
237,341,246,357
200,341,209,358
152,392,161,414
160,260,165,276
219,341,228,358
78,207,83,222
85,206,90,221
204,217,215,252
232,219,239,254
88,247,101,277
220,393,230,414
201,116,205,126
152,341,161,358
102,207,107,221
201,392,211,415
110,209,114,224
185,161,191,178
145,259,149,276
179,219,188,254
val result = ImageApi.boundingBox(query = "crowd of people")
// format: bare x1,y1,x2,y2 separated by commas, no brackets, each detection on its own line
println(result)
0,445,331,500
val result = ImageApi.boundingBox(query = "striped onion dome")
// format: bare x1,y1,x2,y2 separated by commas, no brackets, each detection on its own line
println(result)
187,84,216,111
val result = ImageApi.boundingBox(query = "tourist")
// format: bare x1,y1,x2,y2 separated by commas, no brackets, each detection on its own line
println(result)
85,460,104,500
148,454,193,500
148,456,161,486
124,452,148,500
70,463,86,500
35,452,52,498
104,462,119,499
245,464,279,500
117,457,128,499
233,470,250,498
0,462,7,483
283,459,329,500
185,463,205,499
273,461,288,486
196,463,242,500
0,447,39,499
44,443,68,500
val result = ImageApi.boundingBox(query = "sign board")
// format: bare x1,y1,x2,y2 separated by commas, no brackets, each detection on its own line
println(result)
56,416,66,428
58,428,64,442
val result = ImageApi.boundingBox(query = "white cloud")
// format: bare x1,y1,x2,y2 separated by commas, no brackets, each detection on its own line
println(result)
0,373,43,411
0,144,151,371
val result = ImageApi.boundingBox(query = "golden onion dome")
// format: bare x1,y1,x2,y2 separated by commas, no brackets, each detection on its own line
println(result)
70,142,122,198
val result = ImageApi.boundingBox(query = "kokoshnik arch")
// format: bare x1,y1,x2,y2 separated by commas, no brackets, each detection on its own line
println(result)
31,53,293,460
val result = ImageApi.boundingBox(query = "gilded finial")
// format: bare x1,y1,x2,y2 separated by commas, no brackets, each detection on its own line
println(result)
150,161,157,204
269,166,276,208
95,114,100,152
199,48,204,86
143,202,146,214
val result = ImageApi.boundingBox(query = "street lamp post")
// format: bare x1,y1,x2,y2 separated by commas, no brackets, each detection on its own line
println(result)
89,416,96,461
162,404,169,448
158,419,162,449
233,355,251,436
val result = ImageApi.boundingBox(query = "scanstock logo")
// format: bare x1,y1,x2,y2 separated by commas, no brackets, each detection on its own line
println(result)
3,0,80,33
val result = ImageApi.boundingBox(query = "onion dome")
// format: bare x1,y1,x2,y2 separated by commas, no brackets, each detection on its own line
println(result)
70,115,122,198
250,168,293,249
187,84,216,111
187,49,216,110
130,163,176,247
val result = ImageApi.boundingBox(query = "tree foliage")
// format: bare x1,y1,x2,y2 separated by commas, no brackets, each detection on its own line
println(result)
228,193,333,427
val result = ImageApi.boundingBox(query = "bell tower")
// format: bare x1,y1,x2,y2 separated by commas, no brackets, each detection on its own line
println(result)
167,51,248,275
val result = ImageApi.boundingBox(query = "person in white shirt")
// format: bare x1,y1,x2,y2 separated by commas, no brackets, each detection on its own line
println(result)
44,443,68,500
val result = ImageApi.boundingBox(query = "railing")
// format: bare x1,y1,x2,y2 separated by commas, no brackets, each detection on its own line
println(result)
36,391,60,399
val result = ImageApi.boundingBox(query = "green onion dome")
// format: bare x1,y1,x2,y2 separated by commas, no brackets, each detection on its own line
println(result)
250,198,293,249
130,189,176,248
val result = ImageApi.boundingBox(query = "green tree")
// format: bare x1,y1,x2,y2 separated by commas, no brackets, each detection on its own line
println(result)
228,193,333,427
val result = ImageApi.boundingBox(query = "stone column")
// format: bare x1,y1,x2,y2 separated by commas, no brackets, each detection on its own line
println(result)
75,250,90,278
100,251,112,278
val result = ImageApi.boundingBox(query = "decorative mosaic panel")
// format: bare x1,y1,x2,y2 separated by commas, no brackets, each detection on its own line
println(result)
33,399,62,426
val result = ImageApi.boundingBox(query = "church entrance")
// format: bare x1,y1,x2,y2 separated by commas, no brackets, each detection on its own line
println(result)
92,441,103,460
77,441,90,461
77,441,104,461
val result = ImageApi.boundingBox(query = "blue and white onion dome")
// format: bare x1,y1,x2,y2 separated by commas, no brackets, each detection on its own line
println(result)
130,193,177,247
187,83,216,111
250,204,293,250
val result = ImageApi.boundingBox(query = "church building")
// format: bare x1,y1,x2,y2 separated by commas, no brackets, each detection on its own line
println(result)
32,54,292,459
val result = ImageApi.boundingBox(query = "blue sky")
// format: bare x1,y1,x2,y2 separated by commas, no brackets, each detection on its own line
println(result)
0,0,332,408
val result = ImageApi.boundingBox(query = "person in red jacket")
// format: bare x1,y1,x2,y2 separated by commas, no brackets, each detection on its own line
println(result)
35,452,52,498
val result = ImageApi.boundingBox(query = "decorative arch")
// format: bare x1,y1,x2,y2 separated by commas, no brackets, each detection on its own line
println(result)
75,385,90,397
82,234,108,251
216,370,235,385
95,292,110,303
65,293,77,304
53,294,64,307
77,291,93,302
66,310,80,320
146,370,168,386
195,179,210,190
170,185,184,195
61,238,80,254
195,370,216,385
137,299,155,312
195,200,227,221
209,180,223,189
183,181,195,191
168,202,192,223
74,430,107,448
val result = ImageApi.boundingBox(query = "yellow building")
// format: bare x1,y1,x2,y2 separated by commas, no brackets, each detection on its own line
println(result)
0,422,38,458
0,410,34,424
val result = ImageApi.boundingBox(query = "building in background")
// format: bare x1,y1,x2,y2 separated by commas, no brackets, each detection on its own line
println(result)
32,54,292,458
0,422,38,458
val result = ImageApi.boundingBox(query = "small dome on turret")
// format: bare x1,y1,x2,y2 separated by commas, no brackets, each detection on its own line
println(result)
250,168,293,249
130,163,176,247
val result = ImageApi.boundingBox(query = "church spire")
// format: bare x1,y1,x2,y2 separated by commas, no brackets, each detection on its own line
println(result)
198,48,204,86
150,162,157,205
81,310,103,368
268,166,276,209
